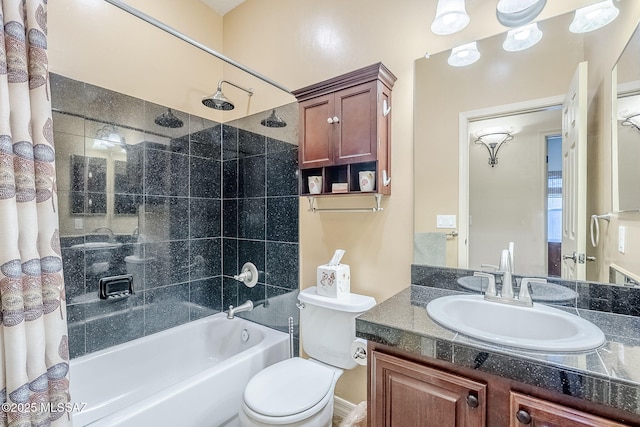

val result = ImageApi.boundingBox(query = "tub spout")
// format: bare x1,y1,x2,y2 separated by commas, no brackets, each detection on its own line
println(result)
227,300,254,319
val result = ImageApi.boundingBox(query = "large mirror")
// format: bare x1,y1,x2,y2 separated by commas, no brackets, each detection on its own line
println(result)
414,4,640,286
613,25,640,212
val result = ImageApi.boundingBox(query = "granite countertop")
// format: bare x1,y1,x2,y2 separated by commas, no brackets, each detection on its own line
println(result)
356,285,640,416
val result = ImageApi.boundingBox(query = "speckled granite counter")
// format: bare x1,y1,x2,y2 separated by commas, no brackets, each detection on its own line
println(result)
356,285,640,416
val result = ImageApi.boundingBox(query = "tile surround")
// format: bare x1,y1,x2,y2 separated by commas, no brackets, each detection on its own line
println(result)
52,73,299,359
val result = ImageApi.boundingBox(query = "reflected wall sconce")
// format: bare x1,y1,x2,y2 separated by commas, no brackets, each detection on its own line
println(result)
448,41,481,67
93,125,125,150
569,0,619,34
474,131,514,167
431,0,470,35
621,113,640,133
496,0,546,27
503,22,543,51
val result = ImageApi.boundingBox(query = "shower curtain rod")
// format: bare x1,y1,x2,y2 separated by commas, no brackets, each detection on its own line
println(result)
103,0,292,94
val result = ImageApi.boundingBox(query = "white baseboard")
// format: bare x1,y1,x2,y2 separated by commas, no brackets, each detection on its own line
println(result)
333,396,356,419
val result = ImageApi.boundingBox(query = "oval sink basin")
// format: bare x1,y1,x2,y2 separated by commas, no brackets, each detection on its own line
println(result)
457,276,578,303
426,295,605,352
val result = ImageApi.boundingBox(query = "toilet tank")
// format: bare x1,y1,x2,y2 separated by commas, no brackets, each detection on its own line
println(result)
297,286,376,369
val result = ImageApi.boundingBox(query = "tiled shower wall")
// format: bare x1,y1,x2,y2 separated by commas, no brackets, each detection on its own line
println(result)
51,74,299,359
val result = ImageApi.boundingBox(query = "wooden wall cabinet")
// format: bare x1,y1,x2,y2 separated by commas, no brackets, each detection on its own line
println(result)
369,346,639,427
292,63,396,196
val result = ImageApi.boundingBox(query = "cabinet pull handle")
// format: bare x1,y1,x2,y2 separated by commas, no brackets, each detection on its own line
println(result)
327,117,334,124
516,409,532,424
333,116,340,123
466,393,479,408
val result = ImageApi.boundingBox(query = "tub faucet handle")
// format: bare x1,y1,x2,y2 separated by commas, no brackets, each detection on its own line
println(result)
233,262,258,288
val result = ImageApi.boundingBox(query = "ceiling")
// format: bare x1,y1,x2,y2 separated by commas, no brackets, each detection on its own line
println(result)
199,0,245,16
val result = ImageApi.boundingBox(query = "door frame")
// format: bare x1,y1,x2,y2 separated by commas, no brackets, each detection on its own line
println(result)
458,95,565,269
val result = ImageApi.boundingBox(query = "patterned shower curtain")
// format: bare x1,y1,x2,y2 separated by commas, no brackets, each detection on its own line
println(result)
0,0,71,426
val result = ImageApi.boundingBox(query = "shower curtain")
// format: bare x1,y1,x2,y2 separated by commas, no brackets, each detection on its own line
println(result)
0,0,71,426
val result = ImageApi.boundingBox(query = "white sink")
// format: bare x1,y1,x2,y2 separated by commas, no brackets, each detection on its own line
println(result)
426,295,605,352
457,276,578,303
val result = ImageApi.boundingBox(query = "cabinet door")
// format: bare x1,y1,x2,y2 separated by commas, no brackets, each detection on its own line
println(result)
299,93,334,168
334,81,378,165
371,351,486,427
510,392,631,427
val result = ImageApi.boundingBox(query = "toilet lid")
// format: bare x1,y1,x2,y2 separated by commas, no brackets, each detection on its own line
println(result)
243,358,336,417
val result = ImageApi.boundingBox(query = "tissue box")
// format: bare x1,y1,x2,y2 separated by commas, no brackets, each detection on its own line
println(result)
317,264,350,298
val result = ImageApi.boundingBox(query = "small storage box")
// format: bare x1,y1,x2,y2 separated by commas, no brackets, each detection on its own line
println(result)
316,264,350,298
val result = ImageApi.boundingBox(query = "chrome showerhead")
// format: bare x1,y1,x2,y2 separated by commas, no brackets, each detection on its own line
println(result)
202,80,252,111
154,108,184,128
260,109,287,128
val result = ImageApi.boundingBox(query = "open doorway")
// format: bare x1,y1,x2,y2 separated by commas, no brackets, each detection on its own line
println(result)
546,134,562,277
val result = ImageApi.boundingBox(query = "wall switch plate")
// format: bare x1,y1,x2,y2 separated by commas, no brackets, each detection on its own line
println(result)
618,226,626,253
437,215,457,229
74,218,84,230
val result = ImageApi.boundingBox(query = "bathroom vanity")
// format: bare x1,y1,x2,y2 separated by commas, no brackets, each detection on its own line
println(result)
357,284,640,426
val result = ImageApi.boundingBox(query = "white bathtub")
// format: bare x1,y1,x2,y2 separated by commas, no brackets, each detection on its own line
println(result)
70,312,289,427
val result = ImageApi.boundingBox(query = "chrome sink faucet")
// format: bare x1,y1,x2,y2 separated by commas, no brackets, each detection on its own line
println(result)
476,245,534,307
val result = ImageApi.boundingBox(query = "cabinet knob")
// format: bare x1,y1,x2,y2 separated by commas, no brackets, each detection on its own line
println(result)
466,393,479,408
327,117,334,124
333,116,340,123
516,409,532,424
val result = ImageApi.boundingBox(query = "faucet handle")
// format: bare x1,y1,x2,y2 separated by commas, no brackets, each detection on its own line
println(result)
474,272,497,297
518,278,546,304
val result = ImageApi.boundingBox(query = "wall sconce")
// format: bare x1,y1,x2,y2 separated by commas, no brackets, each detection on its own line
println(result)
448,41,481,67
621,113,640,132
93,124,125,150
431,0,470,36
474,131,514,167
503,22,543,52
569,0,619,34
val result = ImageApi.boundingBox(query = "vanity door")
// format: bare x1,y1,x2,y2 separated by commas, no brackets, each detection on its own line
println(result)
370,350,486,427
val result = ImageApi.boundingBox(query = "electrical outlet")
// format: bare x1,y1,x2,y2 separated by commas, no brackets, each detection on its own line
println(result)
436,215,457,228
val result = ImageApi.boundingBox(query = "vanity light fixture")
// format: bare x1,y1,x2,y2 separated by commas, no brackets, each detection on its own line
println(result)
496,0,546,28
474,130,514,167
503,23,543,52
569,0,619,34
431,0,470,36
448,41,480,67
621,113,640,133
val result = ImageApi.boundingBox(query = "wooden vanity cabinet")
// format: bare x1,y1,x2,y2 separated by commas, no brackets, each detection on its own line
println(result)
292,63,395,195
509,392,631,427
368,344,640,427
370,350,486,426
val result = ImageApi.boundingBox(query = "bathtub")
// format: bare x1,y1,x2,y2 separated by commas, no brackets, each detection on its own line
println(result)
70,312,289,427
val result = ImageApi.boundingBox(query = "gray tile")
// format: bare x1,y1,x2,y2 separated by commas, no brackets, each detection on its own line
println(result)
222,238,238,277
239,155,266,198
267,148,298,197
266,242,298,289
190,277,222,318
190,198,221,239
239,198,265,240
190,238,221,280
144,284,190,335
144,241,190,288
239,240,265,283
190,157,221,199
266,197,298,242
85,298,145,353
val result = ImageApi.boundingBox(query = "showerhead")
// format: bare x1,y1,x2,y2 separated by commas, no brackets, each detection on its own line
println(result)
202,88,235,110
202,80,253,111
261,109,287,128
154,108,184,128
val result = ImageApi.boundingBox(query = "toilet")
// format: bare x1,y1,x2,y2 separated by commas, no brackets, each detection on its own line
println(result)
238,286,376,427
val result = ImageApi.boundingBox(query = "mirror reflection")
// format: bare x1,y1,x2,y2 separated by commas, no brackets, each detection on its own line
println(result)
414,6,640,286
614,25,640,212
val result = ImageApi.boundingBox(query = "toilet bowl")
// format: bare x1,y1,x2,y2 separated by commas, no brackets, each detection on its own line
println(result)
239,287,376,427
238,358,342,427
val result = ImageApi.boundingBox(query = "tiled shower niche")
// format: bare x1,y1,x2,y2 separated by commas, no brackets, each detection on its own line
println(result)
51,73,300,358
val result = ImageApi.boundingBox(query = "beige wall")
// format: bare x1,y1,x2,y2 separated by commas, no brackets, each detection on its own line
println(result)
48,0,607,406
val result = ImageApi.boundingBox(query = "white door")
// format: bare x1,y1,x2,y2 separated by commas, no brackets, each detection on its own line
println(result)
561,62,588,280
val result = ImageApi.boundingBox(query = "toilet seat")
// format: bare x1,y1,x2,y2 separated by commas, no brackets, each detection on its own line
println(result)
242,357,338,424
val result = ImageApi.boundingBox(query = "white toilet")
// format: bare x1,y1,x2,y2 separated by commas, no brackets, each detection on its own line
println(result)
238,286,376,427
